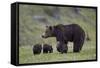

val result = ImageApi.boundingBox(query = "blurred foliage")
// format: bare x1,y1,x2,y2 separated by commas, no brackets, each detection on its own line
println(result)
19,5,96,46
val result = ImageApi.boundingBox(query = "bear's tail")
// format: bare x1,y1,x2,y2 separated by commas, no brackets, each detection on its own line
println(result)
86,32,91,41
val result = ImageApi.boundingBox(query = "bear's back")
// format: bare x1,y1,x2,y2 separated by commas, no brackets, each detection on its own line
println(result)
64,24,84,33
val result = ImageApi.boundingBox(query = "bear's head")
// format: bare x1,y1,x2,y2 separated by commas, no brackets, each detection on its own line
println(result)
42,25,55,38
42,24,65,42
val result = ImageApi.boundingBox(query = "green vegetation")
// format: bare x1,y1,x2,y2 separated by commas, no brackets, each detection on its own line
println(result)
19,4,96,64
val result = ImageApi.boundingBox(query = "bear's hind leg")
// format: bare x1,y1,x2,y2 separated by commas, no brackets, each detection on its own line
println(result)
73,39,84,53
73,42,81,52
79,37,85,51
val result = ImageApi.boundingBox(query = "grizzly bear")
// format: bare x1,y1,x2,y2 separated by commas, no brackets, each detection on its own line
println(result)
43,44,53,53
42,24,85,52
33,44,42,55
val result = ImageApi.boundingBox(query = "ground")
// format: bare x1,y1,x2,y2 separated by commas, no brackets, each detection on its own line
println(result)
19,40,96,64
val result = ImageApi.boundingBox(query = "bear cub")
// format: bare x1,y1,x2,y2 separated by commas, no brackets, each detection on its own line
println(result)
33,44,42,55
57,43,68,53
43,44,53,53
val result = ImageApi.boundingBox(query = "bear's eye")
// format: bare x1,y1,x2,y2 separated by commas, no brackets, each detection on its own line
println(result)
46,29,51,34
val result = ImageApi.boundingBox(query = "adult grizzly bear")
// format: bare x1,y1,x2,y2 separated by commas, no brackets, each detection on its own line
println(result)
42,24,85,52
33,44,42,55
43,44,53,53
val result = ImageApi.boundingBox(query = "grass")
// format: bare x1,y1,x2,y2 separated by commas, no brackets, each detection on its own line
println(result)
19,40,96,64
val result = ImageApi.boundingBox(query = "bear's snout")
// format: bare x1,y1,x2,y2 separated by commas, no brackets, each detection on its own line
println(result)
41,33,47,38
41,35,45,38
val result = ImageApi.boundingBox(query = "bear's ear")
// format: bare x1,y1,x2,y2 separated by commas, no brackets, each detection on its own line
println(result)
49,26,53,30
46,25,49,28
